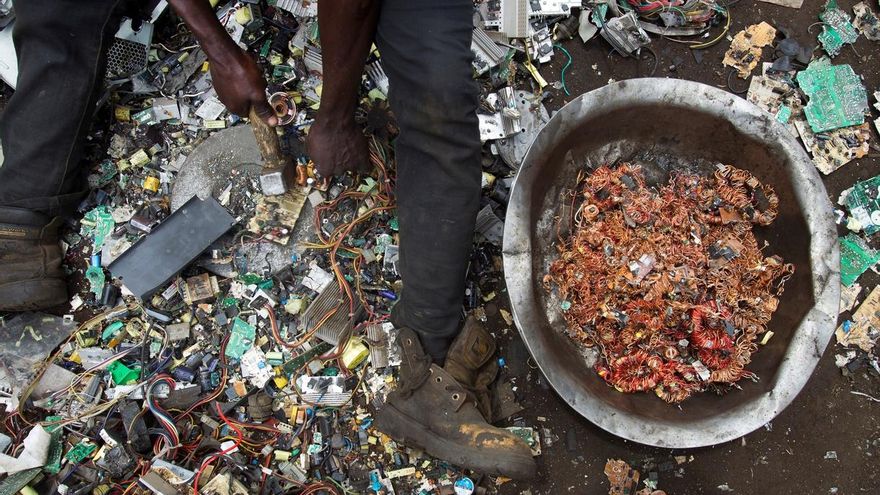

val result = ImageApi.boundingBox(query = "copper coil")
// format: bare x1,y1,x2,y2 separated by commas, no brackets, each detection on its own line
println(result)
547,163,791,402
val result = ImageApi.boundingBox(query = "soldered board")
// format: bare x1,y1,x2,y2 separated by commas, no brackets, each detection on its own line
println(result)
845,175,880,235
840,234,880,286
796,60,868,133
818,0,859,57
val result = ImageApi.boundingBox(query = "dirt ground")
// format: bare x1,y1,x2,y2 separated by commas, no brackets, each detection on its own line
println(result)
496,1,880,493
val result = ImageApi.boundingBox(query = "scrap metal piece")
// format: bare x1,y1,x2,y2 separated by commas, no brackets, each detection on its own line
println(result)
600,12,651,57
471,28,507,75
475,205,505,246
108,196,234,299
852,2,880,41
303,279,364,345
274,0,318,18
303,44,323,74
494,90,550,169
501,0,529,38
269,92,297,125
364,323,393,368
365,61,389,95
295,376,352,407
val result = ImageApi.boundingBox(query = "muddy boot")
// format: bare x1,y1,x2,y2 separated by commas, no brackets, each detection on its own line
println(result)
0,207,67,311
375,328,536,479
444,316,499,421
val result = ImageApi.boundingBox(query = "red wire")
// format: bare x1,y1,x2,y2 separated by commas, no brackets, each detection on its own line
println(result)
191,403,244,495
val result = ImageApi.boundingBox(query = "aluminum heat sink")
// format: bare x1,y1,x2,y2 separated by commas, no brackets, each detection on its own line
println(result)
302,279,363,346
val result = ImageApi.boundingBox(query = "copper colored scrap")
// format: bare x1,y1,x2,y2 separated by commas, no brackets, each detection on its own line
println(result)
605,459,640,495
547,163,793,403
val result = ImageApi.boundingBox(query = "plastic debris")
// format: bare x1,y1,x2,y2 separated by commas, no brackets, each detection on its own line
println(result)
853,2,880,41
600,12,651,57
835,285,880,352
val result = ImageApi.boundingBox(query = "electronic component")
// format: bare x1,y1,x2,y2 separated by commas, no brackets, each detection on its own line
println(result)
797,60,868,133
818,0,858,57
845,175,880,235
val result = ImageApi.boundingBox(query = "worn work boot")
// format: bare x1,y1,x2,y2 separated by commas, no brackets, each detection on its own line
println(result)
444,316,499,421
0,207,67,311
375,328,536,479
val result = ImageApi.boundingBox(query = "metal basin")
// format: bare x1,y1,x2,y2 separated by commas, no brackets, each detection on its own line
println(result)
503,78,840,448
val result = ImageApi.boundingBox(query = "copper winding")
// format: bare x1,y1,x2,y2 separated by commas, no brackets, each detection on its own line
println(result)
547,163,791,403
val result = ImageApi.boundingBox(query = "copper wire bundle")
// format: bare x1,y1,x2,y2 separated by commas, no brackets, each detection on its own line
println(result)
545,163,794,403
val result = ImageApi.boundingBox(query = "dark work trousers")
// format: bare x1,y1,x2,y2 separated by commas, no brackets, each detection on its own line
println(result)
0,0,125,217
377,0,481,362
0,0,481,362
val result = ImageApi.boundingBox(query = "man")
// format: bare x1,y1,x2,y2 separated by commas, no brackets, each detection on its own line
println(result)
0,0,536,479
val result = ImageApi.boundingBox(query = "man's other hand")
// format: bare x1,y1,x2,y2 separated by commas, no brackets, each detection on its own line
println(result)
307,119,371,177
210,47,277,126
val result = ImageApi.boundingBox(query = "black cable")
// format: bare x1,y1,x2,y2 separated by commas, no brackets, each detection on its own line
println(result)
726,69,750,94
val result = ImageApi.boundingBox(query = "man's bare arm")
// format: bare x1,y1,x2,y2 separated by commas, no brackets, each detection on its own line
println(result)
168,0,277,124
307,0,380,177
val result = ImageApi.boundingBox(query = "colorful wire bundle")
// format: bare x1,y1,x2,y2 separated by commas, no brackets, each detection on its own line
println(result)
146,374,180,457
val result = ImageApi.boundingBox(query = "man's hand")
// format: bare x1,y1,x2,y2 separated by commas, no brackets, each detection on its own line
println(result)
169,0,276,125
209,48,277,126
307,118,371,177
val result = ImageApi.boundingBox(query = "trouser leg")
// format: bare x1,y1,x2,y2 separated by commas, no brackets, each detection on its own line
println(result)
375,0,481,362
0,0,124,217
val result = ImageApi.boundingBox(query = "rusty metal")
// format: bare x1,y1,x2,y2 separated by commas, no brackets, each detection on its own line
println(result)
502,78,839,448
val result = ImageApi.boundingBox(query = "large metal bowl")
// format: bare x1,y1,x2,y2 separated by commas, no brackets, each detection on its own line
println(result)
502,78,840,448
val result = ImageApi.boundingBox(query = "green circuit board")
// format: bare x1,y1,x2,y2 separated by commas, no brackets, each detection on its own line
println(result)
840,234,880,286
846,175,880,236
796,61,868,133
818,0,858,57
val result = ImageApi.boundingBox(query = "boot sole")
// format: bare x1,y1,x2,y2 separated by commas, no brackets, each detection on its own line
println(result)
0,278,68,311
374,401,537,479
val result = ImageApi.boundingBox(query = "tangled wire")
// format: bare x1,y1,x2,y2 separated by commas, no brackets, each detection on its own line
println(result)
545,163,794,403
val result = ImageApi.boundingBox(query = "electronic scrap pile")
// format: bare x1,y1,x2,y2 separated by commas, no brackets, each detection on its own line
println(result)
546,163,794,403
0,0,547,494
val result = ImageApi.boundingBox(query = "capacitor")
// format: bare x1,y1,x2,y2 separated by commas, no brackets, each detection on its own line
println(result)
198,367,213,392
171,366,195,383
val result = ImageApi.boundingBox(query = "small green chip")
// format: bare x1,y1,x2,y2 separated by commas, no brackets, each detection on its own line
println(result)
64,441,97,463
107,361,140,385
80,206,116,254
225,318,256,360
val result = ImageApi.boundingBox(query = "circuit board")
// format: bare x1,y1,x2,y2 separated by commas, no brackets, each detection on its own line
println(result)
846,175,880,235
840,234,880,286
818,0,858,57
796,61,867,132
225,317,255,360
